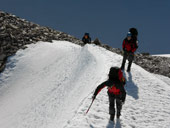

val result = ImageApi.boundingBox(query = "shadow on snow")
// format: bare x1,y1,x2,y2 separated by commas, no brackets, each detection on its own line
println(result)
125,72,139,100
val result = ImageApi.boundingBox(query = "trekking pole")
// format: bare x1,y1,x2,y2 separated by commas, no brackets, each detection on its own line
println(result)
86,98,95,114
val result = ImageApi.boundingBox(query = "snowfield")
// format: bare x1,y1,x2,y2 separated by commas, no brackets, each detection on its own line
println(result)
0,41,170,128
152,54,170,58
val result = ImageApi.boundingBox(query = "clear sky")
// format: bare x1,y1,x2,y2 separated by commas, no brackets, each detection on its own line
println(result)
1,0,170,54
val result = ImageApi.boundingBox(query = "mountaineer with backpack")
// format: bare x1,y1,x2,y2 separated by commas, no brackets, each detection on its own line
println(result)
92,67,126,121
121,28,138,72
82,33,91,45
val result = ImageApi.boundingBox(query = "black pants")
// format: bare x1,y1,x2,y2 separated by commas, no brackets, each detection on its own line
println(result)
121,51,134,71
108,94,122,118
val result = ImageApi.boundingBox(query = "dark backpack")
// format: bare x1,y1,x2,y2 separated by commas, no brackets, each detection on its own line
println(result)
84,33,89,36
129,28,138,48
129,28,138,36
108,67,126,96
109,67,125,84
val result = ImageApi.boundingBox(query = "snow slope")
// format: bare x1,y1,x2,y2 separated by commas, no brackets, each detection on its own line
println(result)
152,54,170,58
0,41,170,128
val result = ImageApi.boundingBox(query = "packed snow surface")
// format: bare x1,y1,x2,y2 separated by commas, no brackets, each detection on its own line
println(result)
0,41,170,128
152,54,170,57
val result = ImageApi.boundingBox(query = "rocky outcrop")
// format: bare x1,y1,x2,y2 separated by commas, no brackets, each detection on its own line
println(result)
0,12,83,48
134,54,170,78
0,11,83,71
0,11,169,78
93,38,102,46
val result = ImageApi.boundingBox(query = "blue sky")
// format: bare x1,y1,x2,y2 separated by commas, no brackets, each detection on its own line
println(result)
1,0,170,54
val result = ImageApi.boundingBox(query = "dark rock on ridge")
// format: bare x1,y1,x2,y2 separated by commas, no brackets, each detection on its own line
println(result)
0,11,83,71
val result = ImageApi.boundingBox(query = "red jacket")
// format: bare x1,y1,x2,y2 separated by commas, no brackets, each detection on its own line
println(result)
93,70,126,101
123,38,138,53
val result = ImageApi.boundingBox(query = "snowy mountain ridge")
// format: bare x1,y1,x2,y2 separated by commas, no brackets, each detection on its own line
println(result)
0,41,170,128
1,10,170,78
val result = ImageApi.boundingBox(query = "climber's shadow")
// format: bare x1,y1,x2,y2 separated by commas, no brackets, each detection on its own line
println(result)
125,72,139,100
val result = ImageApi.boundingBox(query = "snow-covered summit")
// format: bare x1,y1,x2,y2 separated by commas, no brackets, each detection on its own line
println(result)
0,41,170,128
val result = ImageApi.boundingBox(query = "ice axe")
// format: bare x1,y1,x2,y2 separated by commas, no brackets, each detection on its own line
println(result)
86,98,95,114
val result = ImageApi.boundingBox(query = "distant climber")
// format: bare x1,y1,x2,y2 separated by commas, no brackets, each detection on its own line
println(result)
92,67,126,121
121,30,138,72
82,33,91,45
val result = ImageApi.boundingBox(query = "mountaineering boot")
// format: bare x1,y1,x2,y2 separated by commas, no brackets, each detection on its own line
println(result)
117,111,121,119
110,114,115,121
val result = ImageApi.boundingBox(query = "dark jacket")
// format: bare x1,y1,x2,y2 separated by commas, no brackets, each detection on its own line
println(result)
82,36,91,44
123,38,138,53
93,78,126,102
